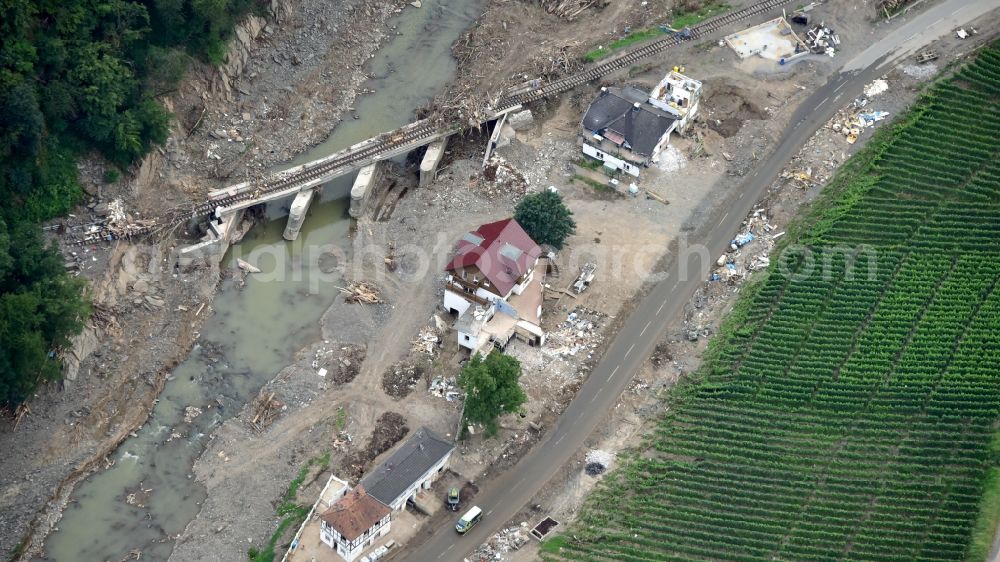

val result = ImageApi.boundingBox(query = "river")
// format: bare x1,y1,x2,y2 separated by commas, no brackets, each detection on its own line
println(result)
39,1,482,560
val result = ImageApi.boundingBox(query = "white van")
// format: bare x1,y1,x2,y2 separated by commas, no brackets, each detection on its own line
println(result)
455,505,483,534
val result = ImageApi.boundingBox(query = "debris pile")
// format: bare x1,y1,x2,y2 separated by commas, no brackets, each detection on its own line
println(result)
77,198,158,243
477,156,528,200
804,24,840,56
533,0,602,20
572,263,597,294
182,406,202,424
472,524,531,560
429,376,461,401
381,362,425,399
585,449,614,475
544,308,606,358
339,281,382,304
248,390,285,432
332,431,353,451
312,344,365,384
410,326,440,356
711,208,781,285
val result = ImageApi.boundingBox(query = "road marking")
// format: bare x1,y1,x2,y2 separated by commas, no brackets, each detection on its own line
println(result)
833,82,845,93
624,343,635,358
607,364,620,382
818,96,829,106
553,434,565,446
485,510,493,517
657,300,666,314
640,321,651,336
589,393,599,404
717,212,729,227
447,544,456,551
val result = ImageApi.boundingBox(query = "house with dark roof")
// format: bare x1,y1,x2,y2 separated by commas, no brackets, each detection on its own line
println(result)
443,218,547,353
360,427,455,511
319,485,391,562
579,71,699,177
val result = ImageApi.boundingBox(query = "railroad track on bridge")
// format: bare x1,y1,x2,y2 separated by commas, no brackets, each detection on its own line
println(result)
82,0,792,244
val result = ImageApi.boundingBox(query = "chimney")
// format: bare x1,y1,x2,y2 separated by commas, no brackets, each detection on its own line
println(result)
632,102,641,110
600,86,607,95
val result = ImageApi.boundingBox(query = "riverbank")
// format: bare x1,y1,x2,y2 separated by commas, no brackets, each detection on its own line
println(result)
0,0,407,559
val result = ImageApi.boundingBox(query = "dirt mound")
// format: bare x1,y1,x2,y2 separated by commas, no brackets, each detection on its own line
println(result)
341,412,410,479
701,81,767,138
381,361,425,399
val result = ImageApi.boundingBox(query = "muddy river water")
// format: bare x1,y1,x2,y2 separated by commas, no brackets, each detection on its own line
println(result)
39,2,482,560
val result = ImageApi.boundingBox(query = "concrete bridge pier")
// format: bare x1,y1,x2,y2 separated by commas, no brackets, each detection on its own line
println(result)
282,189,315,241
176,208,245,268
419,137,449,188
349,162,385,218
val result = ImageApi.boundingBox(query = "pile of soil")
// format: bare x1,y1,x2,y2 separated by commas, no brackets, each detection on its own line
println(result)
340,412,410,479
381,361,425,399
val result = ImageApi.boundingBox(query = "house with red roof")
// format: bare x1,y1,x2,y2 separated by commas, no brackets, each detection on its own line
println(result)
319,485,391,562
444,218,547,353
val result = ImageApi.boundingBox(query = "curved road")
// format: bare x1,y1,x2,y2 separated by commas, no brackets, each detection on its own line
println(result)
409,1,999,560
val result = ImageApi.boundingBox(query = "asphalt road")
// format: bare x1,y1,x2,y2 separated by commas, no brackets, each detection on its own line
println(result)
408,1,1000,560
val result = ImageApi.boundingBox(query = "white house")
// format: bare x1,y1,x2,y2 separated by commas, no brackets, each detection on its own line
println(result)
360,427,455,511
444,218,546,353
647,68,702,132
580,70,701,176
580,86,677,177
319,486,391,562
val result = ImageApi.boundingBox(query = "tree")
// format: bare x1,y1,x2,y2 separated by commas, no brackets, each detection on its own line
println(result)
514,190,576,250
0,218,89,406
458,352,526,437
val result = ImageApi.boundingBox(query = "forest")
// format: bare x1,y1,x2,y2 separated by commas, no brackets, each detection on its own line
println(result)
0,0,264,406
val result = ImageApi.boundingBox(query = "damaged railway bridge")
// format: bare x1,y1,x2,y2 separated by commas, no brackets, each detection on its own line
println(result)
78,0,796,264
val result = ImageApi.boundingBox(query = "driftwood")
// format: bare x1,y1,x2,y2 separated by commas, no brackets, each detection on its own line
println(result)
249,390,284,432
535,0,600,20
339,281,383,304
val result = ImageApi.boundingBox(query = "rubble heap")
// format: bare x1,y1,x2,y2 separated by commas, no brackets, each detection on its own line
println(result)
544,308,606,359
472,523,531,561
804,24,840,57
477,156,528,200
410,326,440,356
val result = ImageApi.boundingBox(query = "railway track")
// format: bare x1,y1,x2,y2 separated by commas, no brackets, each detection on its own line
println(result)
83,0,793,244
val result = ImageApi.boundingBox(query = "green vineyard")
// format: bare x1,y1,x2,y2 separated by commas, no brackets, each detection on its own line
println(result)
546,45,1000,561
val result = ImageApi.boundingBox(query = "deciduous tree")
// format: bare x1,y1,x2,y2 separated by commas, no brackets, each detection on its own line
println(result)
458,352,526,437
514,190,576,250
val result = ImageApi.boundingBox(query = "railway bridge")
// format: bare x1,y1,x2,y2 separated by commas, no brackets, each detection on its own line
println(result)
86,0,796,262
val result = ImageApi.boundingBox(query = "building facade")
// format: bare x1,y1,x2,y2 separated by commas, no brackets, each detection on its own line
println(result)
319,486,391,562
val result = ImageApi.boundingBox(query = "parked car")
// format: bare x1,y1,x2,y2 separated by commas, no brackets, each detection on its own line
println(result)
447,487,461,511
